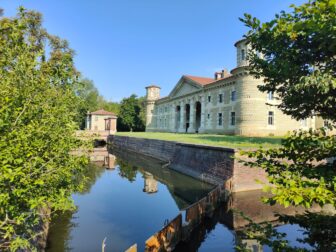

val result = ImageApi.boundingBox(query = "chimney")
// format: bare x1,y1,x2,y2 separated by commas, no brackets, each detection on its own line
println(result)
221,69,229,78
214,72,222,80
214,69,230,80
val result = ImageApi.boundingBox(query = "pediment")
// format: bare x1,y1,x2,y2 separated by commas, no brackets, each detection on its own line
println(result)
169,78,202,98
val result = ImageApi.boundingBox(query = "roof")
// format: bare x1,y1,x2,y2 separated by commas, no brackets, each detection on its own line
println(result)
89,109,116,116
146,85,161,89
183,75,215,86
234,38,248,47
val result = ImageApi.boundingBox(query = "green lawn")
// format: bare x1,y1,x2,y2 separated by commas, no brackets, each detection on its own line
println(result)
116,132,282,149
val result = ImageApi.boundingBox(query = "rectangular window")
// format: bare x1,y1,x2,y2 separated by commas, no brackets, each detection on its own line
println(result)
207,113,210,119
268,111,274,125
208,95,211,102
231,91,236,102
218,94,223,103
241,49,245,60
268,91,274,100
231,112,236,126
301,119,307,127
218,113,223,126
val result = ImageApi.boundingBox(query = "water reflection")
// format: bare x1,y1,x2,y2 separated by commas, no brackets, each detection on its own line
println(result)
174,190,314,251
47,148,324,252
143,172,158,194
46,148,214,252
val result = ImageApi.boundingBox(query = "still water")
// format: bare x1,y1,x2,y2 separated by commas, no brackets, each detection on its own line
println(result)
46,148,311,252
46,149,214,252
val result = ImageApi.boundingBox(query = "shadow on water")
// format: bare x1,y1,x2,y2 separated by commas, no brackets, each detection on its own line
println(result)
47,148,333,251
174,190,332,252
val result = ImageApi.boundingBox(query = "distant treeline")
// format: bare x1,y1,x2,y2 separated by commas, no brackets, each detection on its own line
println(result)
78,78,145,132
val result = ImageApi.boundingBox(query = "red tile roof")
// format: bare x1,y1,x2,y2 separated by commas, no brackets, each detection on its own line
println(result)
184,75,215,86
90,109,116,116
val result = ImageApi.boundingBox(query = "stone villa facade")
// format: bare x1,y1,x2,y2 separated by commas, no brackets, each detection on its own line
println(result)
86,109,117,134
145,38,319,136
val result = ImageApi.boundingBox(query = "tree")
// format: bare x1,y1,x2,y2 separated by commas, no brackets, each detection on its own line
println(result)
240,0,336,209
241,0,336,121
76,78,120,129
0,7,89,250
117,94,145,132
238,0,336,249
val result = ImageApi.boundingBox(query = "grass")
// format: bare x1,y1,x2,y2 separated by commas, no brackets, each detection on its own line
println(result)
116,132,282,149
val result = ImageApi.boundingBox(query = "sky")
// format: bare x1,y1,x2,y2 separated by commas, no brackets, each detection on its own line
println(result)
1,0,305,101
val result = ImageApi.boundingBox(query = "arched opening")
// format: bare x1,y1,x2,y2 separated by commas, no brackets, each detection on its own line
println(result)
195,102,201,133
185,104,190,133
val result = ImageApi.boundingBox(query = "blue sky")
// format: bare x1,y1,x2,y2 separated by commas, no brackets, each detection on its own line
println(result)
2,0,304,101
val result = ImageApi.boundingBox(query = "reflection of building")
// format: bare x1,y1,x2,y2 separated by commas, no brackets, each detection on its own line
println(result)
235,237,262,252
104,154,116,169
145,38,318,136
143,172,158,194
86,109,117,133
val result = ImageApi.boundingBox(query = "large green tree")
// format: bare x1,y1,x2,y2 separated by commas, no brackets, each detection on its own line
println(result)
237,0,336,250
241,0,336,121
117,94,145,132
240,0,336,209
0,8,89,250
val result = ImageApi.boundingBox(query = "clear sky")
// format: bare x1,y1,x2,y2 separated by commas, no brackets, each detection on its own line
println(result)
2,0,304,101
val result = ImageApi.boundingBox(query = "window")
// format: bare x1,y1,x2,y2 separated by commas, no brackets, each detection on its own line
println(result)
207,113,210,119
268,111,274,125
164,107,167,113
208,95,211,102
241,49,245,60
218,113,223,126
218,93,223,103
301,119,307,127
231,112,236,126
268,91,274,100
231,91,236,102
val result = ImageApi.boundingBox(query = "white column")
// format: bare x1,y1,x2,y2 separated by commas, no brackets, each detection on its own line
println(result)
188,100,196,133
170,104,176,132
178,101,185,132
199,96,206,133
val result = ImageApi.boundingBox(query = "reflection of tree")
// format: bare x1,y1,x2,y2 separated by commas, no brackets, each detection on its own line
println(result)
117,159,138,182
76,163,106,194
46,210,78,252
235,211,336,252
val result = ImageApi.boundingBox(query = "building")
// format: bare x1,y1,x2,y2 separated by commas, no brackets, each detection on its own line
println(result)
86,109,117,134
145,38,318,136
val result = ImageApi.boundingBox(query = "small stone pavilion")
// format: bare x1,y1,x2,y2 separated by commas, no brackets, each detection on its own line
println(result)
86,109,117,134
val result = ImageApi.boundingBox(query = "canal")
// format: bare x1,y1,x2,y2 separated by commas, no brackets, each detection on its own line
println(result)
46,148,311,252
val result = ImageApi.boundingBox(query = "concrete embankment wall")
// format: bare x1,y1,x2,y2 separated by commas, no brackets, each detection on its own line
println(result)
107,135,268,192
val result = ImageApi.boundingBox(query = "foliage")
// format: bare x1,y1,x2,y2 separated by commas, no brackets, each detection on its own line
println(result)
117,94,146,132
238,0,336,250
236,211,336,251
0,7,90,251
240,0,336,121
239,0,336,208
241,127,336,208
76,78,120,129
117,159,138,182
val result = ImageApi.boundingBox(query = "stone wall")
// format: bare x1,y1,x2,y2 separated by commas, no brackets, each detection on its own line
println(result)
108,135,268,192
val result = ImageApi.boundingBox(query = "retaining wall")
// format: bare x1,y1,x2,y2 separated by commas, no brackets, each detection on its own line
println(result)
108,135,268,192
